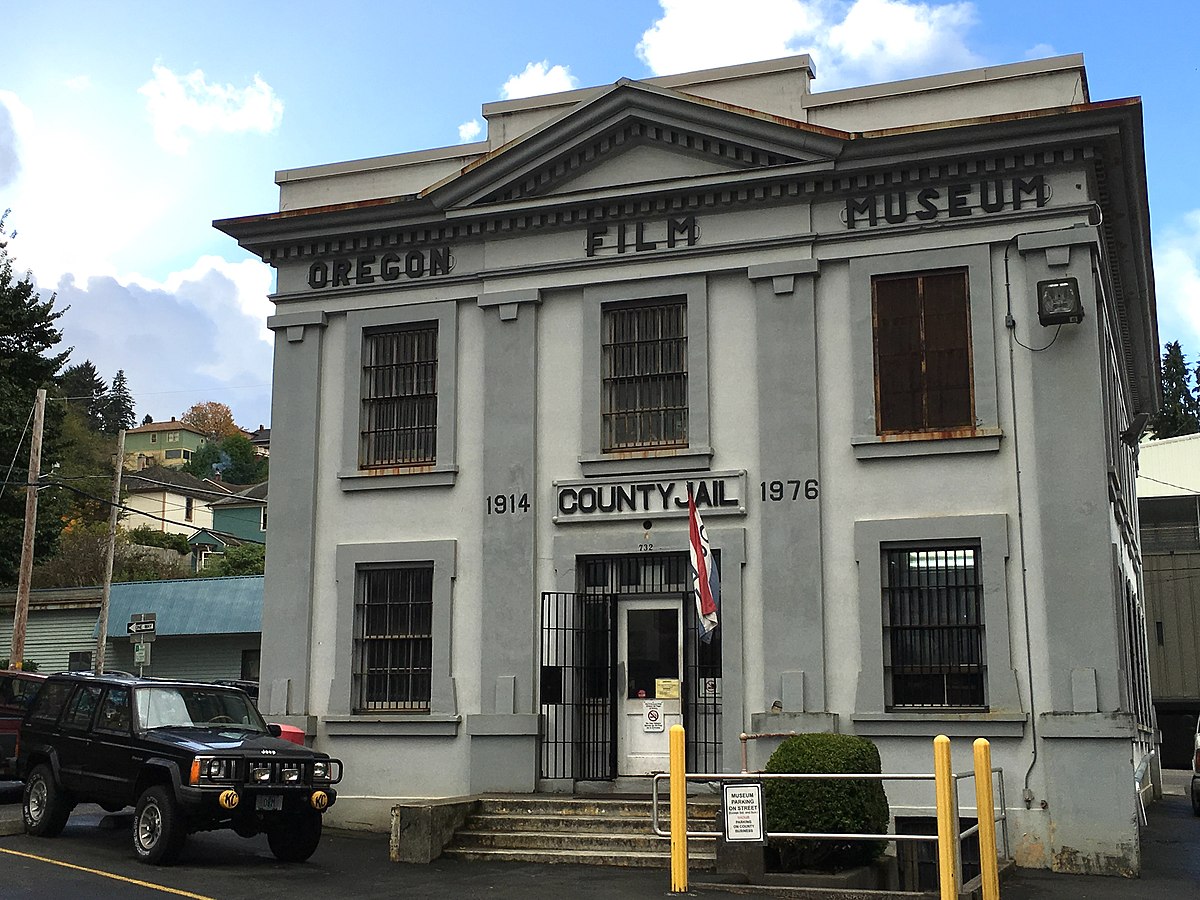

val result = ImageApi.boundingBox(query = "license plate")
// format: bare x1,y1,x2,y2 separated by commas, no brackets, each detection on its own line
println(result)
255,794,282,811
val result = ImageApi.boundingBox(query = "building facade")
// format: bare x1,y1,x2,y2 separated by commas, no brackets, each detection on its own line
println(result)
1137,433,1200,768
124,419,208,469
217,54,1158,874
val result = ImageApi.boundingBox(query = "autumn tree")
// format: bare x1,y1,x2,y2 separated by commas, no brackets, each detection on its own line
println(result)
0,212,70,585
1149,341,1200,439
181,400,240,440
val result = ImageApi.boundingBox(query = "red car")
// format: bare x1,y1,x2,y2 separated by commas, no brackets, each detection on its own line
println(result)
1,669,47,779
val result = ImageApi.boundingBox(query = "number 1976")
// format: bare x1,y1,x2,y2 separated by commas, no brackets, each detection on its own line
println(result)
760,479,818,501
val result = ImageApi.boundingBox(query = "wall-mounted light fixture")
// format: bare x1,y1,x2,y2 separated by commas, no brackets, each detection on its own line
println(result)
1036,276,1084,326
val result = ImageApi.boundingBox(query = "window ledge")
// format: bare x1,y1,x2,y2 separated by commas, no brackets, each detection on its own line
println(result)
324,714,461,737
338,466,459,491
852,430,1001,460
579,446,713,478
851,711,1027,738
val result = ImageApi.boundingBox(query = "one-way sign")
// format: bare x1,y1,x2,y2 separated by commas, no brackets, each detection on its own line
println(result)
128,612,157,643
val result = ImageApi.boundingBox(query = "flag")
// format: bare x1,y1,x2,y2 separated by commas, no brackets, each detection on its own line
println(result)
688,489,720,642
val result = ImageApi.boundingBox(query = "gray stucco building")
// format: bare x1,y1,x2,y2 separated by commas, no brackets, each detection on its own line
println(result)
217,53,1158,874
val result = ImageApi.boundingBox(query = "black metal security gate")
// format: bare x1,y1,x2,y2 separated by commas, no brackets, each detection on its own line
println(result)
539,552,722,781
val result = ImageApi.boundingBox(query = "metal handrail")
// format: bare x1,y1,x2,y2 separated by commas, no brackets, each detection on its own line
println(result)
650,766,1009,859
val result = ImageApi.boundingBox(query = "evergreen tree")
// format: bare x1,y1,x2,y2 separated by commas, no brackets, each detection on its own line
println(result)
218,433,268,484
1149,341,1200,439
0,212,70,586
59,360,107,431
100,369,136,433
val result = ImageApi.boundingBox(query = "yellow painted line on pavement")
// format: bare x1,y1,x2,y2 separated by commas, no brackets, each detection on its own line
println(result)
0,846,217,899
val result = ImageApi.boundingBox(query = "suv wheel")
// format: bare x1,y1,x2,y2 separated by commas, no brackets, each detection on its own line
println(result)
266,809,323,862
23,764,71,837
133,785,188,865
1192,786,1200,818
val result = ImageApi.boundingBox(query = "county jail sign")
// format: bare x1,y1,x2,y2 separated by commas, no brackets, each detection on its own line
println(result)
553,470,747,524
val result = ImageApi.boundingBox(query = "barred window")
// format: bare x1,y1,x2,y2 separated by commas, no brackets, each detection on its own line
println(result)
882,544,986,709
601,297,688,452
360,324,438,467
873,270,973,434
353,566,434,712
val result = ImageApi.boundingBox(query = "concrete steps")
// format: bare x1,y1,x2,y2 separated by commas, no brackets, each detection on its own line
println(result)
440,795,720,869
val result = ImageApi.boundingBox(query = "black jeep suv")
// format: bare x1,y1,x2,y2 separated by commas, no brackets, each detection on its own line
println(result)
17,672,342,865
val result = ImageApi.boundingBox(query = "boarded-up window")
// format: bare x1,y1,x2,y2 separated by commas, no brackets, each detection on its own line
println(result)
873,271,973,434
353,566,433,712
360,324,438,467
601,297,688,451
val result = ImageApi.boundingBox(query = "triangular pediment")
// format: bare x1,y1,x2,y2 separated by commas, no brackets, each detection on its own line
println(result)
426,80,847,209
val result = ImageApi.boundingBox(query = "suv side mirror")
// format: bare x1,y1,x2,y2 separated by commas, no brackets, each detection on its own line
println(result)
267,723,282,737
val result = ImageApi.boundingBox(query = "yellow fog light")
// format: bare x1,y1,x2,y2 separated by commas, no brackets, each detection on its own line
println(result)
310,791,329,811
219,790,240,810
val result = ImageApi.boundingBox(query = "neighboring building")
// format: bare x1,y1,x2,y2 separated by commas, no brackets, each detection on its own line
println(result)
99,576,263,683
186,528,263,572
216,54,1158,874
123,466,226,536
124,419,209,470
210,482,269,541
0,587,102,672
248,425,271,457
1137,433,1200,769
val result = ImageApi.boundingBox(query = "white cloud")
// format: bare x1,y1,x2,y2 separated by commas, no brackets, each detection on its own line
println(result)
1024,43,1058,60
1154,209,1200,350
501,61,579,100
138,63,283,155
0,90,24,189
458,118,482,142
53,256,275,427
637,0,981,91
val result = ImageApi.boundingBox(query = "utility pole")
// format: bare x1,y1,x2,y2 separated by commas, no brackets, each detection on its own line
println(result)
11,388,46,671
94,428,125,674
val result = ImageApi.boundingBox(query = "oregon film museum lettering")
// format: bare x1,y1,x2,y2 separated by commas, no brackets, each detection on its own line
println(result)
845,174,1049,228
556,473,743,521
585,215,700,256
307,246,454,289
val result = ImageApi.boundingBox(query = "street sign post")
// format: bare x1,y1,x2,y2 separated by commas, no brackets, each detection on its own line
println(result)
128,612,156,676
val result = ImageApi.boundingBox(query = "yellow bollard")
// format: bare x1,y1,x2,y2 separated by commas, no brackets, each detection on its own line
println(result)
934,734,961,900
669,723,688,893
973,739,1001,900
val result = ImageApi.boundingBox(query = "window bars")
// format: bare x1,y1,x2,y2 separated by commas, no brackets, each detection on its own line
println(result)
601,298,688,451
882,545,986,709
360,324,438,467
353,566,434,712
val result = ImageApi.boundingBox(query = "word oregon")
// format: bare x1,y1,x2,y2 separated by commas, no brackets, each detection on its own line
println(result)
844,174,1048,228
307,246,453,289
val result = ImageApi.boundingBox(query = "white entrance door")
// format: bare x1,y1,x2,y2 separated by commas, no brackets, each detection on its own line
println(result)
617,598,684,775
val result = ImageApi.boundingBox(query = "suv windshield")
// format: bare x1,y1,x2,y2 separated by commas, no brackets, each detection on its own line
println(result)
135,686,266,732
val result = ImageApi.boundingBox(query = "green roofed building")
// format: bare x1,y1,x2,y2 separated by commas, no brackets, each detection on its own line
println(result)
98,576,263,683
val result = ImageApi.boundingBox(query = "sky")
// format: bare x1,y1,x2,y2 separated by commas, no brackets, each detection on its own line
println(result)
2,0,1198,429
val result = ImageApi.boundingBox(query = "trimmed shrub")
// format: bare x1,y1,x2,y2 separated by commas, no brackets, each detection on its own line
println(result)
763,733,890,872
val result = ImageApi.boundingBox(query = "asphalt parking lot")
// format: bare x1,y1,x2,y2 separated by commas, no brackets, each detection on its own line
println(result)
1,773,1196,899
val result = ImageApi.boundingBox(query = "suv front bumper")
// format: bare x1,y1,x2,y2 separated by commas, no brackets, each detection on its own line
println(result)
177,784,338,817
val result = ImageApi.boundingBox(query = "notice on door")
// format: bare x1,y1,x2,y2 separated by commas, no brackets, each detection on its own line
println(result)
655,678,680,699
643,700,665,733
723,783,765,843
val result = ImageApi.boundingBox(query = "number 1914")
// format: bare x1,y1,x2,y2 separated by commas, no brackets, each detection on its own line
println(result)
487,493,530,515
